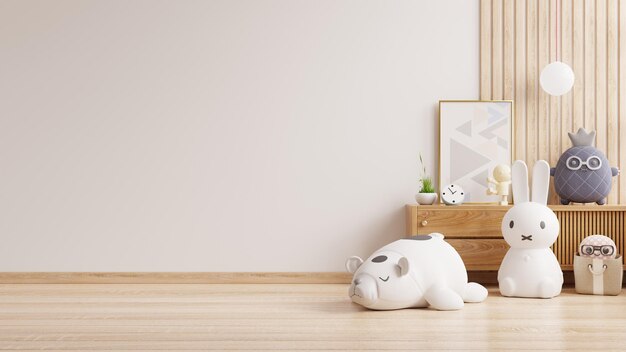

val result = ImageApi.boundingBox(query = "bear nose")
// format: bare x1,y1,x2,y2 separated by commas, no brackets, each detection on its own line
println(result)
353,278,361,285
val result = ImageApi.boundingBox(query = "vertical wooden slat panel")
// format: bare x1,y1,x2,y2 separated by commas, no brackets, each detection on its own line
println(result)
538,0,551,162
595,211,608,234
561,212,571,255
596,0,608,168
481,0,623,205
566,212,574,258
584,0,596,130
615,212,626,256
565,211,569,261
618,212,626,256
481,0,492,99
572,213,580,256
555,210,562,261
614,211,618,252
618,1,626,204
607,0,619,204
493,0,504,99
560,208,564,259
577,208,589,240
555,211,560,260
527,0,539,166
616,212,626,256
615,213,626,256
573,0,585,130
615,212,619,253
561,0,574,151
549,0,560,205
565,212,574,258
515,0,527,162
504,0,515,100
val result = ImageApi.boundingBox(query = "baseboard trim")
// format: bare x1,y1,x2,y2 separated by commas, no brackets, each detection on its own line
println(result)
0,271,598,285
0,272,353,284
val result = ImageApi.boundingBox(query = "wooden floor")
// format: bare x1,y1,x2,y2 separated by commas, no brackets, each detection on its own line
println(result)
0,284,625,350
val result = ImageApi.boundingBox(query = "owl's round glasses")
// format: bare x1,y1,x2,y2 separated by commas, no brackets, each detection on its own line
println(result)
566,155,602,171
581,244,614,256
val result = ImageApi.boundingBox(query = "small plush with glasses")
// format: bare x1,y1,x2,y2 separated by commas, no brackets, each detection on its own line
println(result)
550,128,619,205
574,234,622,295
579,234,617,260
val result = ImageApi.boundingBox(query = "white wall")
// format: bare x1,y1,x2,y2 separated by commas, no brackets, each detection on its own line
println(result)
0,0,478,271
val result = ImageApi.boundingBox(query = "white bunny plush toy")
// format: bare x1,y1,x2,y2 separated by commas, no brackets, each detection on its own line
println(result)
498,160,564,298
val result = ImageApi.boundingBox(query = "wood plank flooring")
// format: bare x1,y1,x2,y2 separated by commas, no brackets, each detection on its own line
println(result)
0,284,624,350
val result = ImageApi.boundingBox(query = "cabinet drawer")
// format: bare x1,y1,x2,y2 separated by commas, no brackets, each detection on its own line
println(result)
447,239,508,270
417,208,509,238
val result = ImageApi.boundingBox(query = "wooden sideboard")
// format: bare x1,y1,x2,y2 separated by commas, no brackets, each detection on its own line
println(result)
406,204,626,271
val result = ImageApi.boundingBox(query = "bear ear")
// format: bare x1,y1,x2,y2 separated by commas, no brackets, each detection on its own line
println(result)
430,233,444,240
345,256,363,274
398,257,410,276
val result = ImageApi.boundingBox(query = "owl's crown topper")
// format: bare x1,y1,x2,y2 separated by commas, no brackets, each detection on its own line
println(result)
568,128,596,147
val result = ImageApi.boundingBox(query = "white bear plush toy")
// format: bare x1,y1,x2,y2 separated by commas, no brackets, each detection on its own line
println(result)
346,234,488,311
498,160,564,298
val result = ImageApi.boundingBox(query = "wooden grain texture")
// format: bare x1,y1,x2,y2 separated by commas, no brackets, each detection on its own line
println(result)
481,0,623,204
573,0,586,130
406,204,418,235
607,0,619,204
596,0,608,155
585,0,597,131
493,0,504,100
561,0,574,153
526,0,539,166
481,0,492,98
447,239,508,270
409,204,626,271
538,0,551,165
504,0,516,100
553,209,626,267
0,284,625,350
549,0,561,205
416,207,510,238
617,1,626,203
515,0,527,163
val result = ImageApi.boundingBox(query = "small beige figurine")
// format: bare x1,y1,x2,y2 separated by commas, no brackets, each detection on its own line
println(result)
486,164,512,205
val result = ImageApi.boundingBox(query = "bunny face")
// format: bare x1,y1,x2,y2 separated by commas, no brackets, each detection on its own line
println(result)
501,202,559,248
503,160,560,249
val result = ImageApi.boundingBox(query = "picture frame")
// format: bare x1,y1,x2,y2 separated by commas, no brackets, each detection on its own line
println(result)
439,100,514,204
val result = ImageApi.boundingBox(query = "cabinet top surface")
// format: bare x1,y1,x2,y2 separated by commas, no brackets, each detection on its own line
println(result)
407,204,626,211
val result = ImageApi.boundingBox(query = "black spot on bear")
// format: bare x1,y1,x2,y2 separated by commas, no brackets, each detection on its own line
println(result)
372,255,387,263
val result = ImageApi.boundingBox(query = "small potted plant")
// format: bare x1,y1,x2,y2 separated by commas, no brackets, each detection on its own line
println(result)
416,154,438,205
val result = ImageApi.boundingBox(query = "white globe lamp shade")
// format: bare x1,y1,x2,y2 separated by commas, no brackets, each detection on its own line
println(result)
540,61,575,96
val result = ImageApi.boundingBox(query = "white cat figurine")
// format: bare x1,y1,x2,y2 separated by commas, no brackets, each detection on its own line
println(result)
498,160,564,298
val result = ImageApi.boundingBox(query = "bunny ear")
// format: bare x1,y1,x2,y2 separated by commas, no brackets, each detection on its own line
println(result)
531,160,550,205
511,160,529,204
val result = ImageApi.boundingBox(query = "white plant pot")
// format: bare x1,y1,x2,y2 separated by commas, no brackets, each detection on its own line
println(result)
415,193,438,205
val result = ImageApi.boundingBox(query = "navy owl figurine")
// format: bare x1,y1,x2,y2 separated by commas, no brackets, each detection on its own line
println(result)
550,128,619,205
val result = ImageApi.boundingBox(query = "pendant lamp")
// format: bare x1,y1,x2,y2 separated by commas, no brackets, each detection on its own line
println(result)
540,0,574,96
